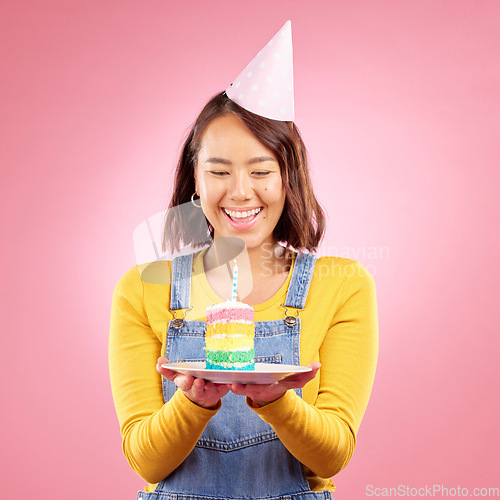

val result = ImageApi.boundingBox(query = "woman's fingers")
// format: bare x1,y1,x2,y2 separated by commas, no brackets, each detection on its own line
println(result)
156,357,230,408
228,363,321,406
228,383,247,396
191,378,230,398
281,362,321,388
175,374,196,392
185,378,230,409
156,357,171,374
156,357,320,407
156,357,195,390
228,381,284,404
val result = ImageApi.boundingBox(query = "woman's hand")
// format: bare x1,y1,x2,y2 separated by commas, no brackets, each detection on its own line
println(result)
156,357,230,410
228,362,321,407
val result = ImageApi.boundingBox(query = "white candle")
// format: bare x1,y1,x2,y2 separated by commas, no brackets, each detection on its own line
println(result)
231,260,238,301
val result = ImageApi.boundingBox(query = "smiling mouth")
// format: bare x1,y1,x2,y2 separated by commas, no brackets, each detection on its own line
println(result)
222,207,262,223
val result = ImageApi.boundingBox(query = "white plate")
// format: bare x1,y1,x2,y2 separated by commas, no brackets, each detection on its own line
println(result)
161,362,312,384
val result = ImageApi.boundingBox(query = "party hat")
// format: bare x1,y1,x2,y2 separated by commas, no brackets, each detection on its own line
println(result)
226,21,294,121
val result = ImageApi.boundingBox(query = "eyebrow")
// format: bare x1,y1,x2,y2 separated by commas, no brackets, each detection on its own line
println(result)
203,156,277,165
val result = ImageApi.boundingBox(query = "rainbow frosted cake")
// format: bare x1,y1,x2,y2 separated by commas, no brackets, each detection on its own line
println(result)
205,301,255,370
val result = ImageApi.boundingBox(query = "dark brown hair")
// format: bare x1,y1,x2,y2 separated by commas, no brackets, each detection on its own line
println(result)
162,91,325,253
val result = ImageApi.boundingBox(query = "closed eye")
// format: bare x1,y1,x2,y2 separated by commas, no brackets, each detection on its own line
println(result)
208,170,229,176
252,171,272,176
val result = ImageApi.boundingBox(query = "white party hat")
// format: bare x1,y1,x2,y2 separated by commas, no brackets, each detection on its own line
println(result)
226,21,294,121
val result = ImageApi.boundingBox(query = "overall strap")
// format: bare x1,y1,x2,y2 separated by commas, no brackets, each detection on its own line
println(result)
169,253,193,310
284,252,317,309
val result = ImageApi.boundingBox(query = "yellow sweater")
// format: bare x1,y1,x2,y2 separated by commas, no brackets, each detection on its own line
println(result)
109,252,378,494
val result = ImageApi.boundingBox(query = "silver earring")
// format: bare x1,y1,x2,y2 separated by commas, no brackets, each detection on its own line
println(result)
191,193,202,208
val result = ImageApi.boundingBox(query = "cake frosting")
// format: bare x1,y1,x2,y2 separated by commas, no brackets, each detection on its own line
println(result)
205,301,255,370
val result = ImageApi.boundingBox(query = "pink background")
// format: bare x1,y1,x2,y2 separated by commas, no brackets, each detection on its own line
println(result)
2,1,499,498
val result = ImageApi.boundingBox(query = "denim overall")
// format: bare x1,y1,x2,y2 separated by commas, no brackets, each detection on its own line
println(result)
138,252,333,500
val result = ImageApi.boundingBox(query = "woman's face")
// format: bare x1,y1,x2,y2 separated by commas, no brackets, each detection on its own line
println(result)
194,113,286,251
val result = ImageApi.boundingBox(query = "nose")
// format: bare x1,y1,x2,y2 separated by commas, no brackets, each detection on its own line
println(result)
228,171,253,200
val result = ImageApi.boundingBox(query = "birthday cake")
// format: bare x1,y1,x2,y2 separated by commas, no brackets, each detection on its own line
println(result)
205,301,255,370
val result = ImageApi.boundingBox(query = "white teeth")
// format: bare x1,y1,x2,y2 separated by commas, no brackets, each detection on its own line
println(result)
224,207,261,219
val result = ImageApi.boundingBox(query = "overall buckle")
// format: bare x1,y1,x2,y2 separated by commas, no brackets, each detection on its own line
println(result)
280,304,304,327
170,307,193,329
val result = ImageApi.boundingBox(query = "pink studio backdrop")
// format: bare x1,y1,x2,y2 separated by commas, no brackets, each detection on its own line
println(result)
2,1,499,498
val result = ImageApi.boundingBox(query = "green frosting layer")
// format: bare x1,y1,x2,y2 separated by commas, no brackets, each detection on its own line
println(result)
206,360,255,370
206,349,255,363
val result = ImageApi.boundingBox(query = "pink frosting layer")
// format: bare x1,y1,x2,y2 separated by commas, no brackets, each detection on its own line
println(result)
206,301,254,324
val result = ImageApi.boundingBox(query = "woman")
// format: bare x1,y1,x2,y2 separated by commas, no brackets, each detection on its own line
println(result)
109,91,378,499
